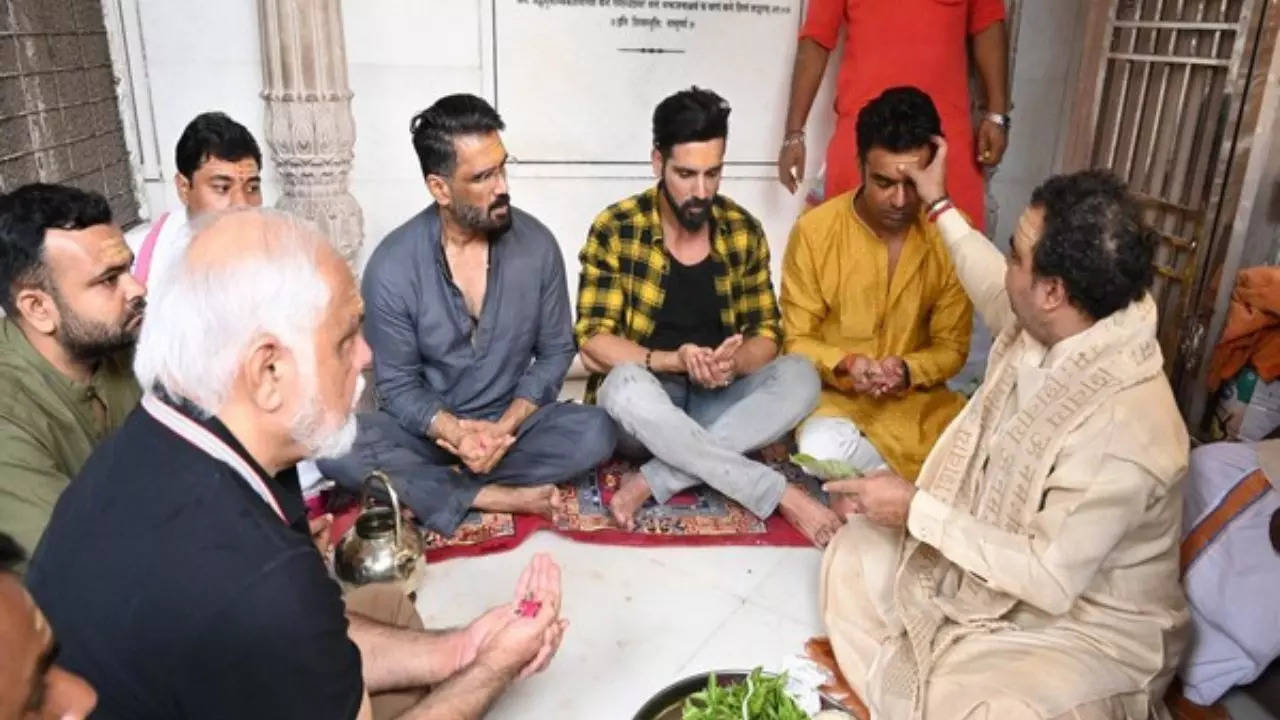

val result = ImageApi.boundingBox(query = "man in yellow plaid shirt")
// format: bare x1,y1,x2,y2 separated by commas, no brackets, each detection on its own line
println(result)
575,87,843,546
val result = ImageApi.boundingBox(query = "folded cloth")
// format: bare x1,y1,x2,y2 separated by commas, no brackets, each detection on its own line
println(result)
1208,266,1280,390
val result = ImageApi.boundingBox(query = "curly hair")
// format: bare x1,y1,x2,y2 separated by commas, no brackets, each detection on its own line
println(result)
855,86,941,162
1029,170,1155,321
0,183,113,316
410,94,506,179
652,86,731,158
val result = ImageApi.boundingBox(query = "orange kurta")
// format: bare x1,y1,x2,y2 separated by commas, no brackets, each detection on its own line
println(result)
800,0,1006,230
782,192,972,480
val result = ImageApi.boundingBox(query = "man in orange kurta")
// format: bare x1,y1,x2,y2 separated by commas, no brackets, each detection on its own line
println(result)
777,0,1009,231
783,88,971,481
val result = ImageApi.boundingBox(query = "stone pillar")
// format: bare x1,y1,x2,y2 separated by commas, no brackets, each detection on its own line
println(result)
258,0,363,266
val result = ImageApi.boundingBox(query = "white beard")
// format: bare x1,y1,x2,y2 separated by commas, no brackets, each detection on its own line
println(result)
292,373,364,460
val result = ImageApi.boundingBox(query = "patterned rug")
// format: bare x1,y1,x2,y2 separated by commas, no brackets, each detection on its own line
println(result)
325,457,828,562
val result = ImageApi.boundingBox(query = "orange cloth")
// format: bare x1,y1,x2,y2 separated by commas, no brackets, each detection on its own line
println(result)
800,0,1005,230
1208,267,1280,390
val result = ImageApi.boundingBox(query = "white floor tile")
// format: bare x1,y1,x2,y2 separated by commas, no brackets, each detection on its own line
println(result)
741,547,825,629
673,601,817,678
414,532,756,719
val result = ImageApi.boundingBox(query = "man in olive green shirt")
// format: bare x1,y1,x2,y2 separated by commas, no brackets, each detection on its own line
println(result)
0,184,145,566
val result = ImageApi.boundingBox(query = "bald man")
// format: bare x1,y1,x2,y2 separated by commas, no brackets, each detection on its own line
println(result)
28,208,568,720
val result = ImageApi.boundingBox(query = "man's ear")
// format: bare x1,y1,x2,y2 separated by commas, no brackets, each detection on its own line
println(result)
243,336,289,413
425,174,451,208
13,285,58,336
651,148,664,180
175,172,192,207
1039,275,1070,313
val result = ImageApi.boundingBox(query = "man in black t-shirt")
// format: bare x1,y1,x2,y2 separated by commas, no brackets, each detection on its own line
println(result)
28,208,567,720
575,87,842,546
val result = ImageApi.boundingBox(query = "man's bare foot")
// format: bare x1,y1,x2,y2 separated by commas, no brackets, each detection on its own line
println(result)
473,484,561,519
778,484,843,548
759,441,789,464
608,471,652,531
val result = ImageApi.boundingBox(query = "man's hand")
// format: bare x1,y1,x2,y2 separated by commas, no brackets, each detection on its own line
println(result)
901,134,949,207
473,554,567,680
833,353,877,395
309,513,333,556
437,427,515,475
777,137,806,194
869,356,908,398
977,119,1007,167
822,470,917,528
709,334,744,387
677,343,718,388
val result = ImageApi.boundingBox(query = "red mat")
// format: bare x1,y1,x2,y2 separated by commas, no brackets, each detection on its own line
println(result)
322,459,824,563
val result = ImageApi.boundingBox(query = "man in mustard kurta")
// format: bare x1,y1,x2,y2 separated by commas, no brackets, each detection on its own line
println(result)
783,87,971,481
0,185,145,567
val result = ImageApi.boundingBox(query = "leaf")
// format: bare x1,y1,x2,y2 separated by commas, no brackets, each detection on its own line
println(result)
791,453,862,480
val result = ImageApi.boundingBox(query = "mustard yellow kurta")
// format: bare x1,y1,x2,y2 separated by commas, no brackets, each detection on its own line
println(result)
781,192,972,479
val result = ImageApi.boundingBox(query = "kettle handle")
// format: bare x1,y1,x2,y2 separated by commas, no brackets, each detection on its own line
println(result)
361,471,404,548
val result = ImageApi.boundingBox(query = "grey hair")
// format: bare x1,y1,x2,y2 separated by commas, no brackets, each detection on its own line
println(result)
132,207,332,416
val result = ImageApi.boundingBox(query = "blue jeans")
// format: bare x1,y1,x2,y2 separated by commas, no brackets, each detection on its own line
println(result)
596,355,820,518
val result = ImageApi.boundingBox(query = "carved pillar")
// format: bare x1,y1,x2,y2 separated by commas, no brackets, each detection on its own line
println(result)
258,0,363,266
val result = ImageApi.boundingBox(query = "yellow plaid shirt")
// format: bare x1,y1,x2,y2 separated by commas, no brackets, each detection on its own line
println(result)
575,186,782,401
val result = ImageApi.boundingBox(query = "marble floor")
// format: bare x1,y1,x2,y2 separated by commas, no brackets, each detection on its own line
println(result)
413,530,1278,720
414,531,825,719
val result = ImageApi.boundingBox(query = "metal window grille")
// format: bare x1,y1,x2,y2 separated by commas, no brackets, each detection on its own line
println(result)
0,0,139,227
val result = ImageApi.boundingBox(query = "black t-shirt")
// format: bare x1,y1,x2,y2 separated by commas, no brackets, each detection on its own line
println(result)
27,398,363,720
647,253,726,351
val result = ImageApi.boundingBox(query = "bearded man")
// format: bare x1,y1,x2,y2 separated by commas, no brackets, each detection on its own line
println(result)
0,183,146,565
317,94,616,536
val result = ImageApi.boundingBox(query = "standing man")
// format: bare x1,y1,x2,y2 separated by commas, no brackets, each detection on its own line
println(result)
129,111,263,290
318,94,616,536
783,87,972,482
0,184,145,564
777,0,1009,229
577,87,841,546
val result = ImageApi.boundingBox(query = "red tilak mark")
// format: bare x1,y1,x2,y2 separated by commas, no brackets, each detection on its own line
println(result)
517,598,542,618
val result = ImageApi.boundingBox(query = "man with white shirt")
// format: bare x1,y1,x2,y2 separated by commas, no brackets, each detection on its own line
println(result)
129,112,263,290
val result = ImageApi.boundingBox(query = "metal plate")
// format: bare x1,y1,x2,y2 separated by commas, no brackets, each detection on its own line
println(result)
632,670,848,720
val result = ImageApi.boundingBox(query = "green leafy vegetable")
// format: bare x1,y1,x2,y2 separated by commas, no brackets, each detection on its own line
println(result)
681,667,810,720
790,453,862,481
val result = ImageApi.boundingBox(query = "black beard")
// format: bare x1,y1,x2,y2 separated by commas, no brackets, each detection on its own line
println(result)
661,182,711,232
455,194,512,235
56,295,145,362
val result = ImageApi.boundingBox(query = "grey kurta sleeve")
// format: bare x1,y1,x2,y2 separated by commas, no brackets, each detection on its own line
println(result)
513,232,575,406
362,256,445,437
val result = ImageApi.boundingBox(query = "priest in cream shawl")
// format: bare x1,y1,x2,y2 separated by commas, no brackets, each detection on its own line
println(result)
819,137,1190,720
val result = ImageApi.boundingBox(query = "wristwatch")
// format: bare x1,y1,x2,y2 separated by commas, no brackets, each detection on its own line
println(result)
983,112,1011,130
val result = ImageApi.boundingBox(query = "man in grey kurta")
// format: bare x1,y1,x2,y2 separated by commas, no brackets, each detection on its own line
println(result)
318,94,616,535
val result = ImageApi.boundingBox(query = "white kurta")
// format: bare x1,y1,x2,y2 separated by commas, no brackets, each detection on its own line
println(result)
1178,441,1280,704
820,209,1190,720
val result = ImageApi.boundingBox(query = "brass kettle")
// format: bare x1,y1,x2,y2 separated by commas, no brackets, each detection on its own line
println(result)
334,471,425,591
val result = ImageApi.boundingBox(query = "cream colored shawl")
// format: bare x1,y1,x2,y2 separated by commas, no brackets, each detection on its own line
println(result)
883,296,1166,714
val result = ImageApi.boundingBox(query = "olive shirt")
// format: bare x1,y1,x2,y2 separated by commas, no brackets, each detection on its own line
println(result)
0,317,140,566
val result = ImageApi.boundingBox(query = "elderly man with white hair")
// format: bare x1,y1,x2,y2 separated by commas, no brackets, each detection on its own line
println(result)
27,207,568,720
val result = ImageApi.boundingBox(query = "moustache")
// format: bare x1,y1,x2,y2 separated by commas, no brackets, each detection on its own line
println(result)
489,195,511,213
125,298,147,322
